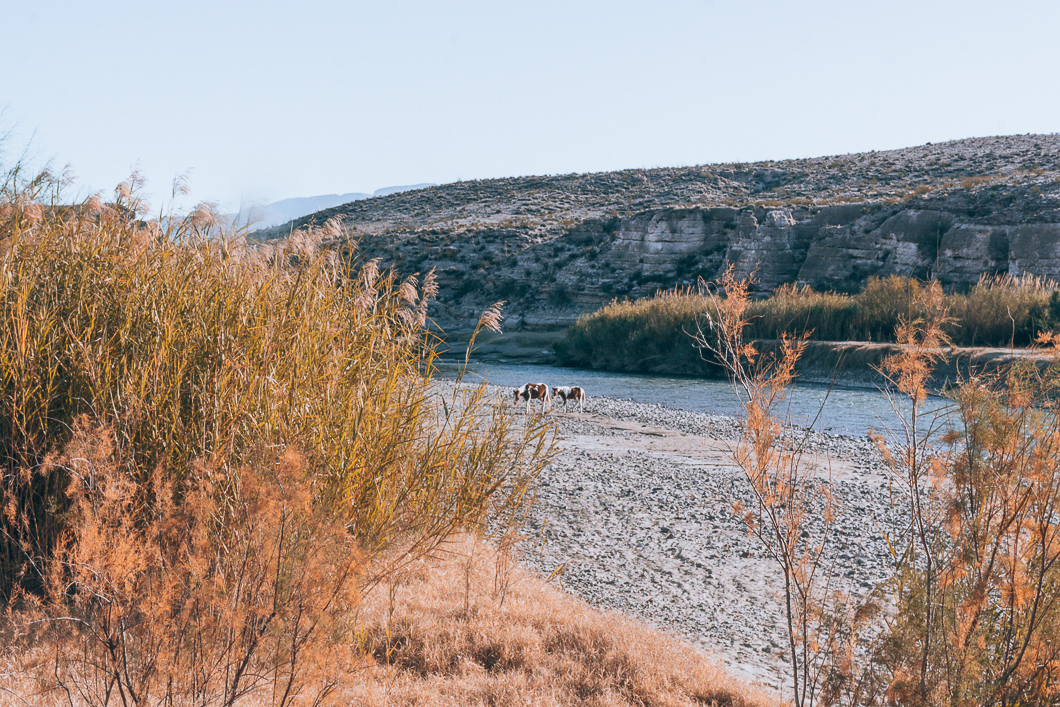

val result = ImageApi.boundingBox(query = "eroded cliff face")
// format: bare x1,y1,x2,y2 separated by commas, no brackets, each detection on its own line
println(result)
541,184,1060,315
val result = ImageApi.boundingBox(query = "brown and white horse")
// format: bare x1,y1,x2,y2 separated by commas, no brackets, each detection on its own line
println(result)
514,383,551,413
551,386,586,411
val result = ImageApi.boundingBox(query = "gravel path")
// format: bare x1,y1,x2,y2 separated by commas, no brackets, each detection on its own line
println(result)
509,391,902,692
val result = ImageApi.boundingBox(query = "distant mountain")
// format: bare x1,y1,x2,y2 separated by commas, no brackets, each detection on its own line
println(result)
228,193,370,229
227,184,438,229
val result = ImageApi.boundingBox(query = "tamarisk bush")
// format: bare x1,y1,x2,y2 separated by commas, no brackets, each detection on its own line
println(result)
859,296,1060,706
695,267,841,707
698,271,1060,706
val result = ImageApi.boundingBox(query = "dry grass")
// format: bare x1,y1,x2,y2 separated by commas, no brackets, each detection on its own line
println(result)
553,287,721,374
346,534,781,707
0,536,782,707
0,168,554,705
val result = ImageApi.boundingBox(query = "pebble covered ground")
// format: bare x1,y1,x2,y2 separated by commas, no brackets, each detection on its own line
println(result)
509,391,906,691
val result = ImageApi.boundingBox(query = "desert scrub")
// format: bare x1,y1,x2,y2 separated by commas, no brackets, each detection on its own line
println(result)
823,293,1060,706
0,169,554,704
695,273,1060,705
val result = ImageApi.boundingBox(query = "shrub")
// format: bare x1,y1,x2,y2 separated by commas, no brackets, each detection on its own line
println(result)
18,434,362,706
853,275,924,342
946,274,1054,347
0,169,554,704
553,288,721,375
699,274,1060,706
746,283,859,341
829,300,1060,706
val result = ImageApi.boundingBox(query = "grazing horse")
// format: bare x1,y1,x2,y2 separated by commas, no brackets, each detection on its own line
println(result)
552,386,586,411
514,383,551,413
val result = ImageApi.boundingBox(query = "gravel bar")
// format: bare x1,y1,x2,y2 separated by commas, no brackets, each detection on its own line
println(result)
504,390,901,691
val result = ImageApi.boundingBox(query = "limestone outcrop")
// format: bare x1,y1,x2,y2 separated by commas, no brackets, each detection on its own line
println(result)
575,190,1060,298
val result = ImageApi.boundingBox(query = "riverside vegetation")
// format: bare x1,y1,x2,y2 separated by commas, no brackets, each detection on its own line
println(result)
697,268,1060,706
0,168,779,706
4,159,1060,707
554,274,1060,374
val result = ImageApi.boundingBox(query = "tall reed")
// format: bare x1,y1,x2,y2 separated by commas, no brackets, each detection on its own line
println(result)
556,275,1060,373
0,169,554,704
553,287,722,374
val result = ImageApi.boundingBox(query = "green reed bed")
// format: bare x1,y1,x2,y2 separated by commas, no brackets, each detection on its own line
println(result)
556,274,1060,372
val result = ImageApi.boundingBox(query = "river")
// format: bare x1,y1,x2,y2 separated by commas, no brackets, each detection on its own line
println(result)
435,360,954,439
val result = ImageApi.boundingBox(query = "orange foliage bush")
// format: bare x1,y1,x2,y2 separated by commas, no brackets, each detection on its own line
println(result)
12,425,360,706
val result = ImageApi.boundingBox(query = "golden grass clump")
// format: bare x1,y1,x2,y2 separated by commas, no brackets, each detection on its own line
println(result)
553,287,720,374
348,534,781,707
946,273,1057,347
0,170,555,704
746,283,858,342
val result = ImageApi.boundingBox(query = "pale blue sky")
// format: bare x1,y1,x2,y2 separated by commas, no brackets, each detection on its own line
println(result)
4,0,1058,210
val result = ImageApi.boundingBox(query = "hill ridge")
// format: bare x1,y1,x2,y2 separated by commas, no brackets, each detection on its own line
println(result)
253,135,1060,357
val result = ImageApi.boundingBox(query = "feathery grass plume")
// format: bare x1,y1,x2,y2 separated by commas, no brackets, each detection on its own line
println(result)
354,257,382,312
477,300,505,335
170,172,191,199
396,274,422,328
399,273,419,306
186,201,218,230
0,166,554,704
415,268,439,328
420,267,439,301
453,301,508,389
320,216,343,240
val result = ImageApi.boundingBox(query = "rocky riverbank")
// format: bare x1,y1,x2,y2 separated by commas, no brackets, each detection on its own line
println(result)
501,388,906,692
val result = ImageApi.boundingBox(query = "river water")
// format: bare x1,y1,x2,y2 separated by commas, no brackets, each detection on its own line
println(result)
435,360,954,439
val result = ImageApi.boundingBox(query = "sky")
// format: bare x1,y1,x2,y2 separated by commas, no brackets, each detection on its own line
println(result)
3,0,1059,211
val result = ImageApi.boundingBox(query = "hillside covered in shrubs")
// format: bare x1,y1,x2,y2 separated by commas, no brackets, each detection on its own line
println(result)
252,135,1060,348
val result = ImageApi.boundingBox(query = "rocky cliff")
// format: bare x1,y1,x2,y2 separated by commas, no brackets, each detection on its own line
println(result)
253,135,1060,347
